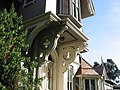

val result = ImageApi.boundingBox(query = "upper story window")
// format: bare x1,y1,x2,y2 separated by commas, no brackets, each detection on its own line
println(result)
57,0,95,21
19,0,35,7
23,0,35,7
84,79,97,90
72,0,75,17
71,0,80,20
57,0,81,22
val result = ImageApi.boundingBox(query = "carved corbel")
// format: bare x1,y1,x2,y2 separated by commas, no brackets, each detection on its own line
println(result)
77,42,88,53
58,41,88,72
62,46,77,62
58,45,78,70
30,23,68,66
37,32,60,65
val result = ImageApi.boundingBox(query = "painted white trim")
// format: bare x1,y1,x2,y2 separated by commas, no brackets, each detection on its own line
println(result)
45,0,56,14
83,78,98,90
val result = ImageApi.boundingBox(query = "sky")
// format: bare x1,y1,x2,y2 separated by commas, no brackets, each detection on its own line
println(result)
82,0,120,69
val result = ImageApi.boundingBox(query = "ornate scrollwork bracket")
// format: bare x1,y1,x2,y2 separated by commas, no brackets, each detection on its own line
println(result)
30,23,67,65
63,46,76,61
58,41,88,72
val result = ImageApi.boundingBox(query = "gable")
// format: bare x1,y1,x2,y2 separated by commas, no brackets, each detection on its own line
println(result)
93,61,108,79
81,59,99,75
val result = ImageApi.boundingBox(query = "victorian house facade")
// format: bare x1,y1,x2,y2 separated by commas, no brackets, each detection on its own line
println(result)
76,56,100,90
0,0,95,90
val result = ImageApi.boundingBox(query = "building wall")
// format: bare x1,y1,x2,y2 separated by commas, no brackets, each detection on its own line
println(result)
17,0,46,21
63,56,80,90
0,0,11,11
0,0,95,90
45,0,57,14
104,82,113,90
98,78,105,90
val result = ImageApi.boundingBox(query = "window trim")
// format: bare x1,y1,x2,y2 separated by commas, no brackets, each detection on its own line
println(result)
70,0,81,21
84,78,98,90
67,65,74,90
23,0,35,7
57,0,82,22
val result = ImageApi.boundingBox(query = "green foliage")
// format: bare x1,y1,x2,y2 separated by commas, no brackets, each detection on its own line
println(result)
93,59,120,83
0,4,42,90
93,61,100,67
106,59,120,83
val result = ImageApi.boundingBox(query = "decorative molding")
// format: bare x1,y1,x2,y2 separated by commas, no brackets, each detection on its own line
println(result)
63,46,76,61
39,32,60,55
58,41,88,54
24,0,35,7
58,45,78,67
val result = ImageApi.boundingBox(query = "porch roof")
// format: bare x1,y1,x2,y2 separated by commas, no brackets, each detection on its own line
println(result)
24,11,89,49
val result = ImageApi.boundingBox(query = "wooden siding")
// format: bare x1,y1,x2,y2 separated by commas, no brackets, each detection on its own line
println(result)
0,0,12,11
76,58,99,76
16,0,46,21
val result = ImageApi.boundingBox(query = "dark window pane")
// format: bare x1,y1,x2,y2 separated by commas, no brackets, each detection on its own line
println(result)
85,79,89,90
26,0,33,3
67,70,69,90
67,66,73,90
91,79,95,90
23,0,35,7
70,82,72,90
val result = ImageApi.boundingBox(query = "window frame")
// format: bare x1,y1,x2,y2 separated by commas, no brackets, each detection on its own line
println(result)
67,65,74,90
70,0,81,21
57,0,82,22
23,0,35,7
84,78,98,90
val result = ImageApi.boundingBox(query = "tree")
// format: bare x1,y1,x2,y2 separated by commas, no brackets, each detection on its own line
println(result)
93,61,100,67
0,4,42,90
93,59,120,83
106,59,120,83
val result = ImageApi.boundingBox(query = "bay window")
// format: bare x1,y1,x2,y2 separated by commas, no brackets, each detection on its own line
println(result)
57,0,81,21
71,0,81,20
84,79,98,90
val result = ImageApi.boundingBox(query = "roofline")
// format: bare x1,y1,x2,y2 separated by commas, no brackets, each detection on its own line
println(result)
76,74,100,78
81,58,99,75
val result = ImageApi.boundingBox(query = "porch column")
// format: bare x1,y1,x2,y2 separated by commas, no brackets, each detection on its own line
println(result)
56,44,83,90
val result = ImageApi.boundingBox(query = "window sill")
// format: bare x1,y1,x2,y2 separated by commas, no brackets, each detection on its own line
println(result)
58,14,82,29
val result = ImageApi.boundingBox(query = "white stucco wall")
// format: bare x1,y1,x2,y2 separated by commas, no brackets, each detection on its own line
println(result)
104,82,113,90
70,55,80,75
64,70,68,90
45,0,56,14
